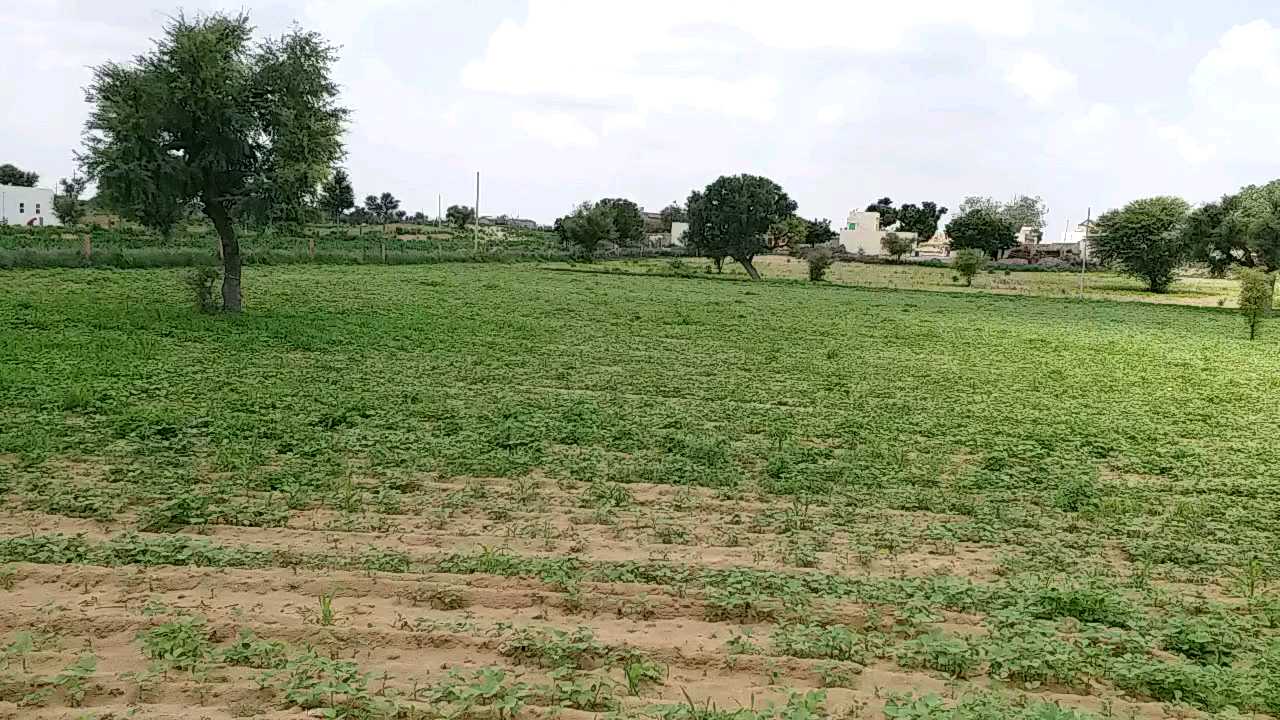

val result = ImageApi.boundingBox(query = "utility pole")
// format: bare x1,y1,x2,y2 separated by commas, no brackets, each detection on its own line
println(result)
474,171,480,251
437,194,441,226
1078,207,1090,298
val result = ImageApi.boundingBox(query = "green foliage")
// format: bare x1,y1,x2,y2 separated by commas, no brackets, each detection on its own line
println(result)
363,192,400,226
896,632,980,678
265,649,396,719
426,666,530,720
1237,268,1273,339
896,201,949,240
597,198,646,247
20,654,97,708
446,204,476,229
946,210,1018,259
542,667,620,711
559,201,618,261
53,176,89,227
767,215,809,250
1093,196,1191,292
951,249,986,286
804,218,838,247
881,232,915,260
220,629,288,669
685,174,797,279
623,656,666,695
79,10,348,309
1185,179,1280,275
498,626,612,669
139,617,214,673
319,168,356,221
770,623,867,662
183,266,221,313
0,163,38,187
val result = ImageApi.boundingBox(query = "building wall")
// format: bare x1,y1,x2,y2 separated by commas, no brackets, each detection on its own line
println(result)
670,221,688,247
0,185,58,226
837,210,917,255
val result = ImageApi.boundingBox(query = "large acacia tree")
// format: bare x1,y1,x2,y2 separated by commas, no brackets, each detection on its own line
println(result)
1093,196,1190,293
1185,180,1280,278
686,174,796,280
79,12,347,312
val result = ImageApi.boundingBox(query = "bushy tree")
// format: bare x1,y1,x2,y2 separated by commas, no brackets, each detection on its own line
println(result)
53,176,89,226
319,168,355,222
896,201,948,239
1093,196,1190,293
685,174,796,280
952,249,986,286
1238,268,1274,340
865,197,898,227
806,247,833,281
0,164,38,187
559,201,616,261
1185,180,1280,276
79,12,347,312
659,202,687,231
881,232,914,260
596,198,645,247
363,192,400,228
946,210,1018,259
958,195,1045,231
767,215,808,250
804,218,837,247
446,204,475,229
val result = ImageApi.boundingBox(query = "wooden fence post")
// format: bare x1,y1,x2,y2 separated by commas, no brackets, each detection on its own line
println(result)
81,232,92,260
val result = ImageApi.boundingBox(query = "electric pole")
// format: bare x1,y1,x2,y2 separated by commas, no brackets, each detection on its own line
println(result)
474,171,480,251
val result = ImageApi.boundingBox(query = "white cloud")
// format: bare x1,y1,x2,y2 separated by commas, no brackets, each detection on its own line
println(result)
815,104,846,127
512,110,599,149
1183,19,1280,160
1158,124,1216,164
1004,52,1077,106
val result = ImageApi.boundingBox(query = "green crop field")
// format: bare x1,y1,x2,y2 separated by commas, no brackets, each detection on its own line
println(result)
1,264,1278,719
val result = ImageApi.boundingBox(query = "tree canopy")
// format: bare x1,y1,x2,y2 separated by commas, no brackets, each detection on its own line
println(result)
319,168,355,222
446,205,475,229
79,12,347,311
53,177,89,227
0,164,39,187
958,195,1046,231
864,197,898,228
659,202,687,231
596,198,645,247
766,215,808,250
686,175,796,280
945,210,1018,259
559,201,617,261
1093,196,1190,293
881,232,914,260
896,201,948,240
364,192,400,226
1184,180,1280,275
804,218,837,247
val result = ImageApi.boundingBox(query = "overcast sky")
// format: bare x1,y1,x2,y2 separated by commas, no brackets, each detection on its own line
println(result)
6,0,1280,238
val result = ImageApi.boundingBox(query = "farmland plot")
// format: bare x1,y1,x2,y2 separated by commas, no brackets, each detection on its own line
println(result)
0,265,1277,719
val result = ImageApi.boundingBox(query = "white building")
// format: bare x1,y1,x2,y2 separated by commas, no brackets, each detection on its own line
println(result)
837,210,916,255
0,185,58,226
670,221,688,246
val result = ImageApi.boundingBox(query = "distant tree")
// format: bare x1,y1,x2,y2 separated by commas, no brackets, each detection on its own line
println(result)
0,163,38,187
446,204,475,229
766,215,808,250
52,176,89,226
1185,180,1280,277
805,246,833,281
804,218,837,247
952,249,986,286
78,12,347,312
319,168,355,223
880,232,914,260
559,201,616,261
409,211,426,223
1238,268,1274,340
347,207,372,225
1093,196,1190,293
659,202,687,231
946,210,1018,259
865,197,898,228
896,201,948,240
685,174,796,280
596,198,645,246
363,192,400,228
957,196,1001,217
1001,195,1047,230
957,195,1045,231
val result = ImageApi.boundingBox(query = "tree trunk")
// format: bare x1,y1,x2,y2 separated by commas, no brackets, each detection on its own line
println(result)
203,193,242,313
737,257,761,280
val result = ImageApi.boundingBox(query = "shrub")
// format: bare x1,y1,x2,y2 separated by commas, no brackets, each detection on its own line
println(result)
952,249,986,286
183,266,221,313
806,247,834,281
1238,268,1274,340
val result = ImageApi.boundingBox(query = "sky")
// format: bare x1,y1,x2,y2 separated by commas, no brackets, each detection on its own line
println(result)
5,0,1280,240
